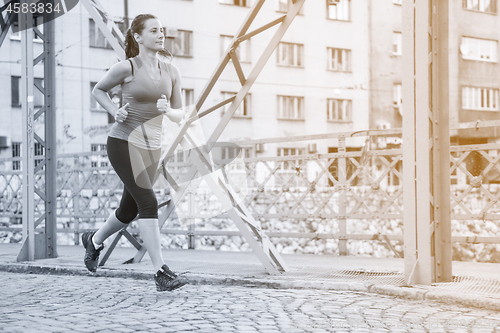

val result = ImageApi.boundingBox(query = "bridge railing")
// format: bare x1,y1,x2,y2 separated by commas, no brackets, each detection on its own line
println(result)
1,125,500,259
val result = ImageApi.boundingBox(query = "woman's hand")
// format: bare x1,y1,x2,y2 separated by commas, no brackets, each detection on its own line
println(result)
157,94,184,123
156,95,170,114
115,103,129,123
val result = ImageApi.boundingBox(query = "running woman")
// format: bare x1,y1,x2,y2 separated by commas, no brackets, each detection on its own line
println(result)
82,14,187,291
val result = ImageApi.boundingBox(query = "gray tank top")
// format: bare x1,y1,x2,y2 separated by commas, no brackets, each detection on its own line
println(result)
108,56,173,150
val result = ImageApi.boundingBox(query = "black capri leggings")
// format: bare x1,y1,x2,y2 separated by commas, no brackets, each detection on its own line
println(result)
107,137,161,222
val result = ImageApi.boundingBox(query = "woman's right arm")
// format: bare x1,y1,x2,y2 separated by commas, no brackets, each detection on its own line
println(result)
92,61,132,118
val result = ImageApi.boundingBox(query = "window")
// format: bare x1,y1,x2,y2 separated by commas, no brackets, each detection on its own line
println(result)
461,37,497,62
91,144,108,167
181,88,194,108
89,19,111,49
327,98,351,121
11,76,44,108
277,42,304,67
10,16,43,41
89,19,127,49
221,35,251,63
219,0,248,6
462,86,499,111
393,83,402,115
11,76,20,107
327,0,350,21
11,142,44,169
463,0,497,13
221,92,251,118
34,142,44,167
276,0,304,14
393,32,402,55
164,29,192,57
278,95,304,120
12,142,21,171
277,148,305,170
327,47,351,71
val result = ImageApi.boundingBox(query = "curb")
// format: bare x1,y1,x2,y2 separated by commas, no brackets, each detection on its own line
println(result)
2,263,500,311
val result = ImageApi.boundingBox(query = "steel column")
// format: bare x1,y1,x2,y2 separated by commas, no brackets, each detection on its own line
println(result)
402,0,451,285
431,0,451,283
16,2,58,261
20,9,35,261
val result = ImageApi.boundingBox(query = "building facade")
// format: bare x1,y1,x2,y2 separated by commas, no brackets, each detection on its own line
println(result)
0,0,371,168
370,0,500,143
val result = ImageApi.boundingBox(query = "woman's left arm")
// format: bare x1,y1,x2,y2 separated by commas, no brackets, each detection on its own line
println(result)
157,63,185,123
169,64,183,109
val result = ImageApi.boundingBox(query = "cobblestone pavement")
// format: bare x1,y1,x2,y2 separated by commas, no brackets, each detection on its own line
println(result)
1,271,500,333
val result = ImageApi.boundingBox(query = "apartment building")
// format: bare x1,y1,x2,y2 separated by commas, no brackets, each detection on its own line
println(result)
370,0,500,143
0,0,371,171
451,0,500,144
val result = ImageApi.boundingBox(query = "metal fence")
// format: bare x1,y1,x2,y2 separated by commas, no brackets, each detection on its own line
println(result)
1,128,500,257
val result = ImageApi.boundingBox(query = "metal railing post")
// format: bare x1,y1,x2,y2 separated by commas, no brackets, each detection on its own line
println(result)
338,136,347,256
73,156,80,246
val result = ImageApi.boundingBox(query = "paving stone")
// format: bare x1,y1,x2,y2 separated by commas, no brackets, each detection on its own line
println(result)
1,271,500,333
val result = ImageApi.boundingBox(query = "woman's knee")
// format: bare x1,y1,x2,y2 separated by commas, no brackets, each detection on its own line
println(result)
137,196,158,219
116,205,138,223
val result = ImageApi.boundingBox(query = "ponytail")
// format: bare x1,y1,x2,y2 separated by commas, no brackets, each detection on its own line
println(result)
125,29,139,59
157,48,173,63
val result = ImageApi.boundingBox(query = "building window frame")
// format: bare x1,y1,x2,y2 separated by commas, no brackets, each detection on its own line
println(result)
221,35,251,63
276,0,304,14
462,86,499,111
393,32,402,55
327,47,351,71
221,91,252,118
461,36,498,62
219,0,249,6
164,29,193,57
277,42,304,67
91,144,108,167
89,18,111,49
327,0,350,21
12,142,21,171
327,98,352,122
181,88,194,108
10,17,43,42
11,76,44,108
277,95,304,120
462,0,497,13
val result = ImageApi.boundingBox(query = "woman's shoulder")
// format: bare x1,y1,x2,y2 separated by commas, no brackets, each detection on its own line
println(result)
161,61,181,81
108,59,134,79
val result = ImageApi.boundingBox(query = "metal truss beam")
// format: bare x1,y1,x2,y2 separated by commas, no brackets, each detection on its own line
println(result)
12,1,58,261
91,0,305,273
402,0,451,285
81,0,126,60
0,1,16,48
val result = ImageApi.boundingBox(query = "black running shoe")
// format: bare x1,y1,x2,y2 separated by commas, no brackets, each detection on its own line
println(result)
82,231,104,272
154,265,188,292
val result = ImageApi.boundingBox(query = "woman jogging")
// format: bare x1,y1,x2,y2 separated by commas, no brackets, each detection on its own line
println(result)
82,14,187,292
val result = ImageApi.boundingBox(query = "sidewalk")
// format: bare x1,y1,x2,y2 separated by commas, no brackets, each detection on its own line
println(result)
2,243,500,311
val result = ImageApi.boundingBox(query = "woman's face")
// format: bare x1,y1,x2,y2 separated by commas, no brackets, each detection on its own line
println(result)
136,18,164,52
